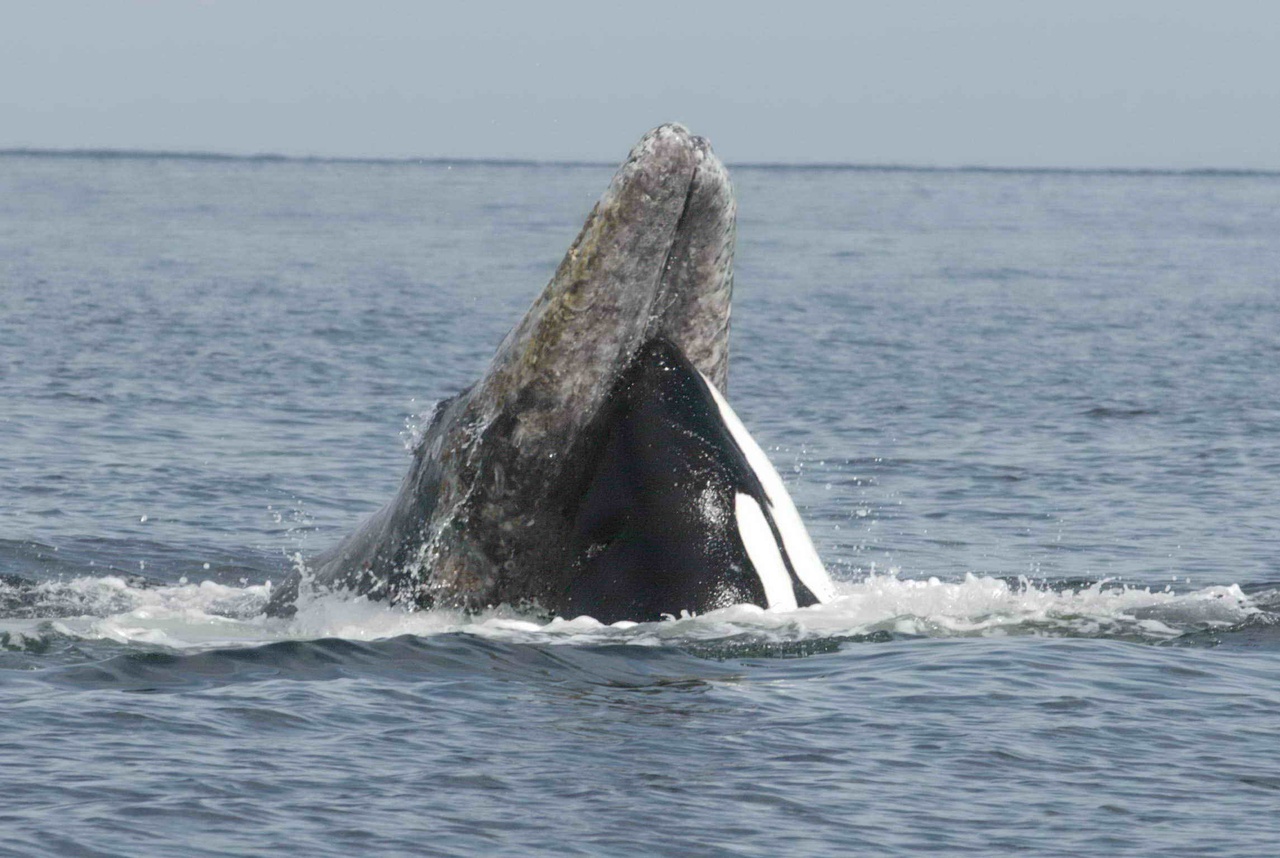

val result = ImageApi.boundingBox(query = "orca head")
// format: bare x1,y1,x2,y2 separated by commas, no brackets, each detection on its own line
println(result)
564,337,835,623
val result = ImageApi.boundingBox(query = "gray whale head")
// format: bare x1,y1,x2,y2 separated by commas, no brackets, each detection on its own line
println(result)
266,124,833,622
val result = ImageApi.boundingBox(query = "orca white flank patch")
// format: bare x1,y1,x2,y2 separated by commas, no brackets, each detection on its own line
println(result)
701,373,836,603
734,493,798,611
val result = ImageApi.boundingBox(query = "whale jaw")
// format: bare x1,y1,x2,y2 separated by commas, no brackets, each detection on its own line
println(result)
264,124,834,622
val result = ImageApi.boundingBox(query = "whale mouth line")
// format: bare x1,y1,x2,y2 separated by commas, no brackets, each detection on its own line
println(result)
648,160,703,332
264,124,756,622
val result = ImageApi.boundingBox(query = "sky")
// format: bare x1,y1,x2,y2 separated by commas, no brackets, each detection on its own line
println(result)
3,1,1278,169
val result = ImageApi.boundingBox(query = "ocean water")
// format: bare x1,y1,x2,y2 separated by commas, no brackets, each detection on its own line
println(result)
2,150,1278,857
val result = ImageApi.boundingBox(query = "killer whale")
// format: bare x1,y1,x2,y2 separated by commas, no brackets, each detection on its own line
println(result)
265,124,835,622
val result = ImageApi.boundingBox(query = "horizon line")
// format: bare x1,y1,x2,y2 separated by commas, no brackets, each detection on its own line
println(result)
2,146,1277,179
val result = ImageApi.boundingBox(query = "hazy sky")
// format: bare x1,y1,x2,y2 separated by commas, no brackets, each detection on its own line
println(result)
4,1,1278,168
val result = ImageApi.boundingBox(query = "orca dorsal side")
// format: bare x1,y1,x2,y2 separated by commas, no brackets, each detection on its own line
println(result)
564,337,833,623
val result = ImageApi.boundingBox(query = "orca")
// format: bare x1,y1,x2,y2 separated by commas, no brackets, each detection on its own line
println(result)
265,124,835,622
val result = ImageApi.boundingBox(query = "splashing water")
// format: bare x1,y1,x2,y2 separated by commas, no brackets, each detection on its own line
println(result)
2,570,1263,657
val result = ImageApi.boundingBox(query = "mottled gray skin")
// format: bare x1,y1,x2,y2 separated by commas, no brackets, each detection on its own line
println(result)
266,124,736,617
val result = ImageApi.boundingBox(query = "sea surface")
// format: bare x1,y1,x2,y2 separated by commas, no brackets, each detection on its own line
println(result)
2,149,1278,857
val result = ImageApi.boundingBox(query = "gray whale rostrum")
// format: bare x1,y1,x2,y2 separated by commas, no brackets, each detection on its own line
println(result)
266,124,834,623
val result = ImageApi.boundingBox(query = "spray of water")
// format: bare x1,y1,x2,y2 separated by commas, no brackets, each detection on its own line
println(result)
1,568,1262,654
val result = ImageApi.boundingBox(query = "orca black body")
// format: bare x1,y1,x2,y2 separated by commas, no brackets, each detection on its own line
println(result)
566,338,825,622
265,124,834,621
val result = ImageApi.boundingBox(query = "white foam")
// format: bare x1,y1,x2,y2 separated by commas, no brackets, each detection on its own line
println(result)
3,570,1259,652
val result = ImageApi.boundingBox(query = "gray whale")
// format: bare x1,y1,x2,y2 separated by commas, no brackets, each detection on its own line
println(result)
266,124,834,622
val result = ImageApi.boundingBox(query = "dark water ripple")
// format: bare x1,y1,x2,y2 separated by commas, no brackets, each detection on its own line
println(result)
3,637,1278,856
3,153,1280,855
